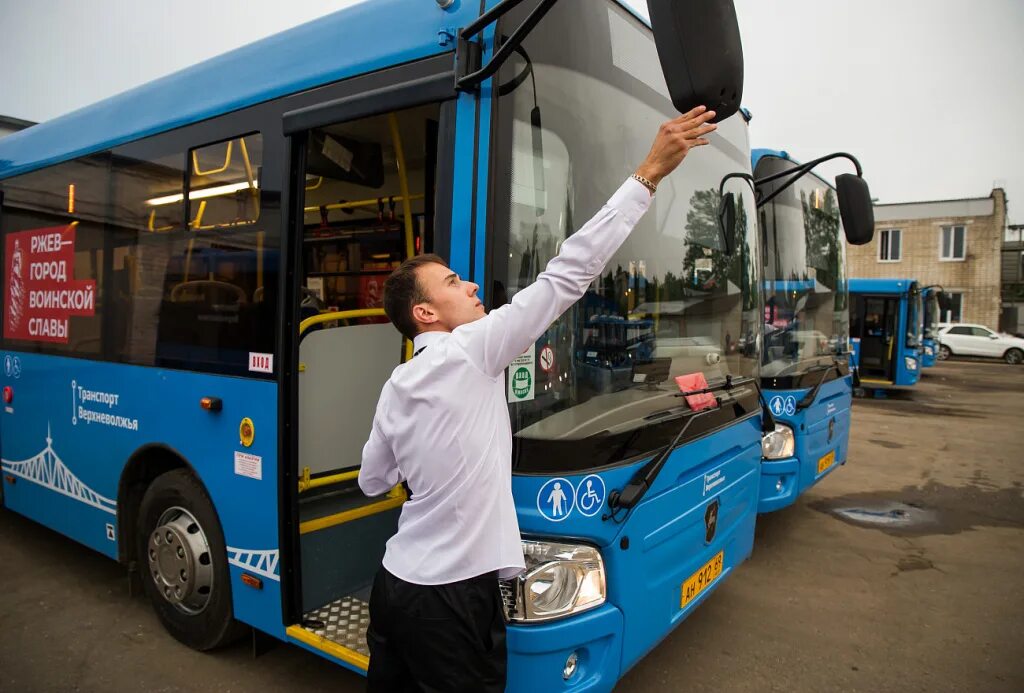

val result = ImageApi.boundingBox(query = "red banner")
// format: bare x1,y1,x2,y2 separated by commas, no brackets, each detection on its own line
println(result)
4,225,97,344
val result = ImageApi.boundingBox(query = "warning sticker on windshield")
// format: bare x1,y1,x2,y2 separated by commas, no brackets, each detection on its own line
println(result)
508,345,535,403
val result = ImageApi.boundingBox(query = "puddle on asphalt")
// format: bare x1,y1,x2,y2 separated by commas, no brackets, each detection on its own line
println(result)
830,502,937,529
811,481,1024,536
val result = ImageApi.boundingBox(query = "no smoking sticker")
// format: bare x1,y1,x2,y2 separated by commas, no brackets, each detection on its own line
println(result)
539,345,555,373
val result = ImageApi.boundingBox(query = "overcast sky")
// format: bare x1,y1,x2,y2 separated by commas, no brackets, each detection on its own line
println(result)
1,0,1021,224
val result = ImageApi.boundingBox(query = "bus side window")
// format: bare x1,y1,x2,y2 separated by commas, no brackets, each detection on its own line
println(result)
106,133,278,376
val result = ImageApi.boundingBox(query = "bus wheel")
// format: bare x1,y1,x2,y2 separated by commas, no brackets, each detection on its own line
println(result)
1005,348,1023,365
137,469,245,651
938,345,952,361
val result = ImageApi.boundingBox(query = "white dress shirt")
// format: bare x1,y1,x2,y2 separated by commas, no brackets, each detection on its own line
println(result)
359,177,652,585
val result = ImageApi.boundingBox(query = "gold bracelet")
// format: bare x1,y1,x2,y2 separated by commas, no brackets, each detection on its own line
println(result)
631,173,657,195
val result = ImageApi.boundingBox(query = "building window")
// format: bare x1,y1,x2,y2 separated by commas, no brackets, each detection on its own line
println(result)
878,228,901,262
940,225,966,260
939,291,963,323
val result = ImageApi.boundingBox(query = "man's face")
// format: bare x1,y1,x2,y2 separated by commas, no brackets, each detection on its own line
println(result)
413,262,485,332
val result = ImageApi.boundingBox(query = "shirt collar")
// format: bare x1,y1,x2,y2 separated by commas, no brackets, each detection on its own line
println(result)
412,330,450,354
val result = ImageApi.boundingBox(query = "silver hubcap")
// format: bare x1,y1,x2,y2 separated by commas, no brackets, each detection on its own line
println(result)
1009,351,1022,364
147,506,214,615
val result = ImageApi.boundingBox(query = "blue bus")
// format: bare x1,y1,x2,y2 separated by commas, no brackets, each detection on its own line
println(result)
0,1,766,689
750,149,875,513
849,278,923,388
920,285,942,368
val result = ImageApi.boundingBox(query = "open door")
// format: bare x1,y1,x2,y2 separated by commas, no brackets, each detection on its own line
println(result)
281,73,457,670
854,295,897,382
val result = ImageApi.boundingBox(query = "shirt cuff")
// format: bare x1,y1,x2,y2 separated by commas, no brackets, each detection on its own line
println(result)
607,177,653,226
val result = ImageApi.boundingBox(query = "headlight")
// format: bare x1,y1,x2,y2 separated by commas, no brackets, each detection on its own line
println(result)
762,423,795,460
905,356,918,371
502,540,605,623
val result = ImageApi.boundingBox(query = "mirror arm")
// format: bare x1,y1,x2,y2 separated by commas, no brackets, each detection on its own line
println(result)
754,152,864,209
718,171,756,198
457,0,558,92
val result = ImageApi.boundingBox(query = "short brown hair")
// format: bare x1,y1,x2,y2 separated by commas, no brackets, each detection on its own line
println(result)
383,253,447,340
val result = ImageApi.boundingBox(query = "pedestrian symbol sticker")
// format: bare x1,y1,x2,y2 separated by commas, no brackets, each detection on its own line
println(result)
507,345,536,403
769,395,796,417
537,477,575,522
575,474,606,517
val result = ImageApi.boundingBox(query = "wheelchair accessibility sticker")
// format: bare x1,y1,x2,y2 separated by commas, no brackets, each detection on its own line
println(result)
769,395,797,417
537,478,575,522
575,475,606,517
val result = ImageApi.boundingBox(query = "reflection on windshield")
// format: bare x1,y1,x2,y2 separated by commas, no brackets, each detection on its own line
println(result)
491,0,760,469
758,157,848,378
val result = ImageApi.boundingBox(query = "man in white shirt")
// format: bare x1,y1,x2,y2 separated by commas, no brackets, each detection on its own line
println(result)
360,105,717,692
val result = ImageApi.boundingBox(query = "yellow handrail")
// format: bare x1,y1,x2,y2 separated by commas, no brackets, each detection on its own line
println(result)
298,466,360,493
299,485,407,534
302,193,423,216
192,140,233,176
387,113,416,260
299,308,387,336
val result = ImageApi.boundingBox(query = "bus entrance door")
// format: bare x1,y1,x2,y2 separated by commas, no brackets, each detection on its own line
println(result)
857,296,897,382
285,95,449,672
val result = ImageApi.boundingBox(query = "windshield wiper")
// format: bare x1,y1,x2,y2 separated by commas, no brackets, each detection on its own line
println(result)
796,359,843,411
606,405,721,513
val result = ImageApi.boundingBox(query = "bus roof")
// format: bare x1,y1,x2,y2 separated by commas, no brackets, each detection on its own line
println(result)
0,1,656,182
0,0,481,181
849,278,918,295
751,148,790,169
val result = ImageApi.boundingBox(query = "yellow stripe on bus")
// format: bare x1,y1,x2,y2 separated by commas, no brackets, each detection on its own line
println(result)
286,625,369,671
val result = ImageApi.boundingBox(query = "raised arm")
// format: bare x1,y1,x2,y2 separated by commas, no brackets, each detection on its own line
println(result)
454,106,718,379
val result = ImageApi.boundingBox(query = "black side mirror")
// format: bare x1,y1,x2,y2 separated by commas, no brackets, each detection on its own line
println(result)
836,173,874,245
648,0,744,122
717,192,737,256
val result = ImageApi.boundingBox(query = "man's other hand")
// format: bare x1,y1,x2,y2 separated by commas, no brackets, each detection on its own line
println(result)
635,106,718,187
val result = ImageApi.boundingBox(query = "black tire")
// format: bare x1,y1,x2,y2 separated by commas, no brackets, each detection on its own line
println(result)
938,344,952,361
1004,348,1024,365
136,469,246,651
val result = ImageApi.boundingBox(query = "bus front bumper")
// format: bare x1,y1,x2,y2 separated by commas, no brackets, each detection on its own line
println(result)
506,602,623,693
757,456,800,513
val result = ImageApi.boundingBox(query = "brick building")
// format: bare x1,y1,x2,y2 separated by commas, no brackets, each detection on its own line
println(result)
846,189,1007,328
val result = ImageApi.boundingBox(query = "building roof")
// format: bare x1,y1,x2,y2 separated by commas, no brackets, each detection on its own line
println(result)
0,115,35,131
874,194,996,223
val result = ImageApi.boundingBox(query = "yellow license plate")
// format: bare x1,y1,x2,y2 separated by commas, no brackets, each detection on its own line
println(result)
817,450,836,474
680,550,724,609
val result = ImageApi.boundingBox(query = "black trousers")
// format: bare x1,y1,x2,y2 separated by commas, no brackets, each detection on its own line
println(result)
366,567,507,693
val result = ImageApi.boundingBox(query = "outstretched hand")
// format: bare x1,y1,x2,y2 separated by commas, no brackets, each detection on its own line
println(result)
635,106,718,187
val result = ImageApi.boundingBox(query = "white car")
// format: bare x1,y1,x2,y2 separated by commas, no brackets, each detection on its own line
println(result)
937,323,1024,364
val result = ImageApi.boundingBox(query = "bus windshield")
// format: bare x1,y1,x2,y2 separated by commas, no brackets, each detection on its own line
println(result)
492,0,760,474
755,155,848,379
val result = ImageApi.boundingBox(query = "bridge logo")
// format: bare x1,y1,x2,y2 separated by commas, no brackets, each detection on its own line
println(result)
0,424,117,515
226,547,280,582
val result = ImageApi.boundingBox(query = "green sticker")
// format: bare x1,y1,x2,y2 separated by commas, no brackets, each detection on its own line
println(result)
511,366,532,399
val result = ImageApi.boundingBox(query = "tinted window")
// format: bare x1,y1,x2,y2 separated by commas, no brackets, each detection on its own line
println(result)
110,133,276,375
1,133,277,377
947,326,971,335
2,155,109,355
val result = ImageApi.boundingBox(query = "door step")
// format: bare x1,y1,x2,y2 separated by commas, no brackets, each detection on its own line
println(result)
287,595,371,670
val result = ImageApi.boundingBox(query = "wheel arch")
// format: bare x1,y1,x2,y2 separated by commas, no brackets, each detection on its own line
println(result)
116,443,208,567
